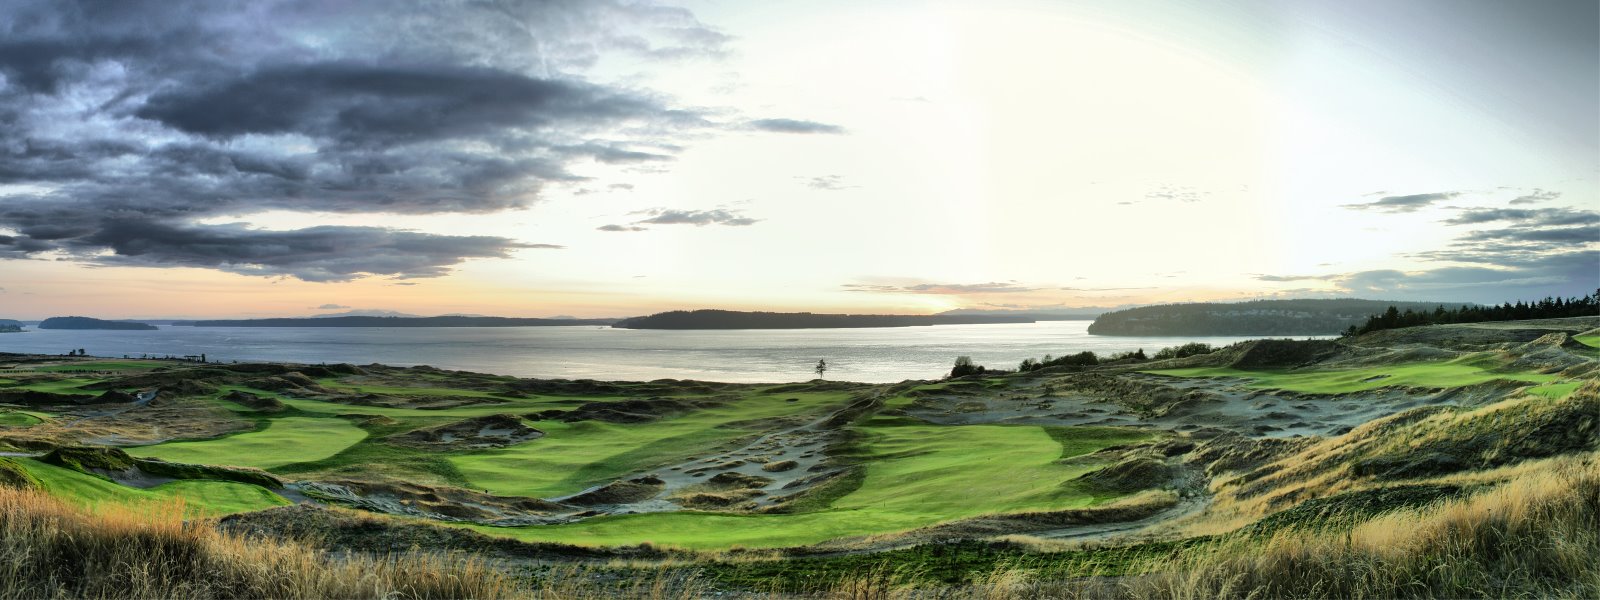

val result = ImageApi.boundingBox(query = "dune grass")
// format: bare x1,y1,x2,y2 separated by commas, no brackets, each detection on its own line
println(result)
468,423,1149,549
1146,357,1555,394
17,458,287,517
450,391,851,498
126,416,368,471
0,484,518,599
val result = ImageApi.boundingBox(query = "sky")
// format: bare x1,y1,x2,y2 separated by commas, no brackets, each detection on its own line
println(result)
0,0,1595,319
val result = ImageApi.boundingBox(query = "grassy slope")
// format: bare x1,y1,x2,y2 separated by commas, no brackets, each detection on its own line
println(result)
30,361,165,372
468,423,1150,549
17,458,287,516
450,391,850,498
1575,334,1599,348
1146,357,1555,394
0,410,42,427
126,416,368,470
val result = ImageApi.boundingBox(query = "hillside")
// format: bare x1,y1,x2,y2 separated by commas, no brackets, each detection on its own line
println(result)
37,316,157,330
614,309,1034,329
188,316,617,327
1087,298,1459,336
0,315,1594,597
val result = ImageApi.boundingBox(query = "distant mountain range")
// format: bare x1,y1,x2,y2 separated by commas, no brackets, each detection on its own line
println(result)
613,309,1036,329
937,308,1110,320
1086,299,1468,336
185,316,618,328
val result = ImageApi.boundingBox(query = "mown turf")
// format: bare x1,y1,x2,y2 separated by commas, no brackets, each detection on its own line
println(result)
30,361,165,372
467,423,1147,549
17,458,288,516
0,410,43,427
1527,382,1582,400
1146,357,1555,394
450,391,850,498
125,416,368,471
1575,334,1600,349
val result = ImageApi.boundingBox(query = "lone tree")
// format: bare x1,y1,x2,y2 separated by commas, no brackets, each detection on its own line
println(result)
815,359,828,379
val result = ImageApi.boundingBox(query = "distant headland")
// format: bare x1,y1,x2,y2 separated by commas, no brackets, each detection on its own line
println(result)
185,316,619,328
37,316,158,331
612,309,1035,329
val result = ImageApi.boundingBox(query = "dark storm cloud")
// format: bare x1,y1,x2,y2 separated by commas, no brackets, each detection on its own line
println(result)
0,0,804,281
746,118,846,134
1343,191,1460,212
632,208,759,226
75,219,554,282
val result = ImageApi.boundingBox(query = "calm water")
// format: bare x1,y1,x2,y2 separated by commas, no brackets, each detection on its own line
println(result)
0,322,1305,383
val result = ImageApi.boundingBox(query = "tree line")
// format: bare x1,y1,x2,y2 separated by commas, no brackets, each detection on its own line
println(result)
951,342,1219,377
1346,290,1600,336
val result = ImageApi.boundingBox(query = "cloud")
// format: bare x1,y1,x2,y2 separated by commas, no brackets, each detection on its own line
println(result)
842,281,1038,295
314,304,351,310
800,175,856,191
78,220,554,282
1343,191,1461,212
1059,286,1157,292
1509,189,1561,205
597,224,648,232
0,0,818,281
1144,185,1206,203
631,208,759,226
746,118,845,134
1257,202,1599,302
1444,207,1598,227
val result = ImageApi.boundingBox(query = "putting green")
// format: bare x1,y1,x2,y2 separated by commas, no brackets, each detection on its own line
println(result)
1575,334,1599,349
0,410,44,427
19,458,288,517
126,416,368,470
1146,358,1555,394
451,392,852,498
467,423,1150,549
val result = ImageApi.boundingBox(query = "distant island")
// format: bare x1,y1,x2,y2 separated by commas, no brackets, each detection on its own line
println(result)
613,309,1035,329
1086,298,1462,336
187,316,618,328
37,316,158,330
0,319,22,333
937,308,1106,320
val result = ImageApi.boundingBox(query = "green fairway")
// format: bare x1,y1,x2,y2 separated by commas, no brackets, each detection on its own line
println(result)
31,361,165,372
12,378,102,394
467,423,1150,549
19,458,288,516
1145,357,1556,394
126,416,368,470
1575,334,1600,348
1526,381,1581,400
0,409,44,427
450,392,852,497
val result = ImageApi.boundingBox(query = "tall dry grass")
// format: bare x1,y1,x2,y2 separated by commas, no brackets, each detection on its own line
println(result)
795,453,1600,599
0,487,518,599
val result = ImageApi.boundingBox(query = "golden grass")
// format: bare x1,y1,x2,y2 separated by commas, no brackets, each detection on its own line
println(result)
793,452,1600,599
0,486,518,599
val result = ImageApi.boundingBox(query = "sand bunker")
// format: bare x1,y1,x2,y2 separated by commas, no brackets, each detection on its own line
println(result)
390,414,543,450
